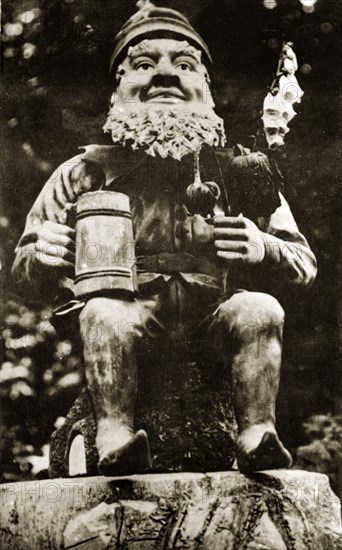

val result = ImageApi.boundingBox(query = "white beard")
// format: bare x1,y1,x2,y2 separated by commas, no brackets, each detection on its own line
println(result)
103,102,226,161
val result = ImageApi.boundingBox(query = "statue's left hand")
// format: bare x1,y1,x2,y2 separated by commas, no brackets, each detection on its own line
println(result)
213,216,265,265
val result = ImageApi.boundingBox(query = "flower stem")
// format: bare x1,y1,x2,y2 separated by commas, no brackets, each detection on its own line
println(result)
193,148,202,185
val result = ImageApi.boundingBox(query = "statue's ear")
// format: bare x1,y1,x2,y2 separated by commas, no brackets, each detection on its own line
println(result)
109,65,126,106
115,65,125,87
109,92,116,107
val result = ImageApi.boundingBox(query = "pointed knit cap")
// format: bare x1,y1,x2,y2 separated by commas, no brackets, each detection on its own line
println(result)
110,0,212,73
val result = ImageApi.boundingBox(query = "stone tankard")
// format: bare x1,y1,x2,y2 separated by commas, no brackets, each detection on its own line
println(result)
74,191,137,298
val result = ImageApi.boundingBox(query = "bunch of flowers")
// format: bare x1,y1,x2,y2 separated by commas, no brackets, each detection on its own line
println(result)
103,102,226,161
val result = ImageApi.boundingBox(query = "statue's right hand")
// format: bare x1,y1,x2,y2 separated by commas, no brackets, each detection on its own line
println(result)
35,221,75,277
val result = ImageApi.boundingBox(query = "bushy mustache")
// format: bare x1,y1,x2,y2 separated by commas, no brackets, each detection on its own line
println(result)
140,74,189,100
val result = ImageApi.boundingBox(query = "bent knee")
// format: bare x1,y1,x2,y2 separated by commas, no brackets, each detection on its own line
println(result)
217,292,284,333
79,297,142,336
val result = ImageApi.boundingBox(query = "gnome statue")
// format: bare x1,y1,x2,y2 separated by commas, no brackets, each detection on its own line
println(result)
12,2,317,476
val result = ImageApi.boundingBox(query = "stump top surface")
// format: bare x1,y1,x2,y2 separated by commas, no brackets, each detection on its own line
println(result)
1,470,341,550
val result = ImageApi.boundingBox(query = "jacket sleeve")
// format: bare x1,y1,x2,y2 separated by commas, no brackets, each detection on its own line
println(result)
11,154,93,301
259,192,317,287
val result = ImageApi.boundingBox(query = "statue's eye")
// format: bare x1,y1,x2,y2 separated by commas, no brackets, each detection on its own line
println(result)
135,61,154,71
177,62,192,71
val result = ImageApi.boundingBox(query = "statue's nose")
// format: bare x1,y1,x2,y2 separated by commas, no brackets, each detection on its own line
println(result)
155,59,178,80
153,61,179,88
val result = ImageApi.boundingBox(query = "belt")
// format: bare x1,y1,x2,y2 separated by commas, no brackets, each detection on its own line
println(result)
136,253,221,278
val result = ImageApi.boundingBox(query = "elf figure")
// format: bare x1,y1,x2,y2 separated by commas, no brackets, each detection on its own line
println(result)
12,3,316,476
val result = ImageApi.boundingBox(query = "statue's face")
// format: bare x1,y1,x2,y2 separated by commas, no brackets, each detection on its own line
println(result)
114,38,214,108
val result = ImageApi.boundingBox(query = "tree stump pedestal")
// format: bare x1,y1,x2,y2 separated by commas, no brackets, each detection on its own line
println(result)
0,471,341,549
49,351,237,477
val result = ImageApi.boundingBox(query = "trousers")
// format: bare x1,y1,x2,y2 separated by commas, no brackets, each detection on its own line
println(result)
78,277,285,435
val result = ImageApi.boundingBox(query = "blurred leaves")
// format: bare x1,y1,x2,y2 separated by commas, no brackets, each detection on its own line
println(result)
0,298,84,482
296,414,342,494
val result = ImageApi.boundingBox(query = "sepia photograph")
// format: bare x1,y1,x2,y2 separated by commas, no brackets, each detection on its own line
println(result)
1,0,342,547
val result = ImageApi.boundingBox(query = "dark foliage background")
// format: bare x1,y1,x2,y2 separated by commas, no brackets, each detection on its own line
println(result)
1,0,342,482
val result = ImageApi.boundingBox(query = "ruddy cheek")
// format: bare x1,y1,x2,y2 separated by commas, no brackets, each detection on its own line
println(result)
194,87,205,102
117,80,141,103
184,74,208,103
